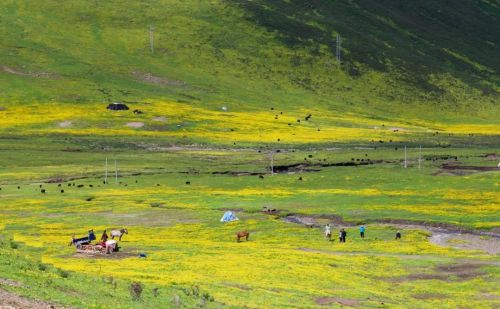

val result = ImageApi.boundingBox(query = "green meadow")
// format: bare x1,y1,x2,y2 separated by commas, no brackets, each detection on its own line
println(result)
0,138,499,308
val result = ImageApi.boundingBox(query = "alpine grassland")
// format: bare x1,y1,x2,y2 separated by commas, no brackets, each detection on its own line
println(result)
0,0,499,308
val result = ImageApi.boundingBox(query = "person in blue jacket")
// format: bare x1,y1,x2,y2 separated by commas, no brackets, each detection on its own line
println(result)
359,225,366,238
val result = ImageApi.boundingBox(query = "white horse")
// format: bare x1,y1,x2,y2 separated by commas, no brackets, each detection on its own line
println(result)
110,228,128,241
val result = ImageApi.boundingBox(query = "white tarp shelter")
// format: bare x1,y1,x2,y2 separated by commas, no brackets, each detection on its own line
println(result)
220,211,238,222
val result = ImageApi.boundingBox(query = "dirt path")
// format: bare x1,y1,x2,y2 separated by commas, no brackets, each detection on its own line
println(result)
0,287,66,309
429,231,500,254
283,215,500,254
126,122,144,128
57,120,72,128
379,223,500,254
1,65,55,79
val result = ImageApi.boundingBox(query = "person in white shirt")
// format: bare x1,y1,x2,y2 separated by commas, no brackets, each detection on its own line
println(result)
325,224,332,241
105,239,117,254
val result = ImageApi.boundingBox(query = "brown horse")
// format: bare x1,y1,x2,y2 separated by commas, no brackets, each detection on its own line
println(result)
236,231,250,242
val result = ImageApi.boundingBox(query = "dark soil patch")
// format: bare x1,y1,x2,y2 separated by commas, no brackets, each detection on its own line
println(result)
436,163,500,176
261,209,281,215
282,213,356,227
46,177,65,183
390,263,485,283
315,297,359,307
316,214,352,225
390,273,449,282
212,171,265,176
0,278,23,287
72,251,138,260
424,155,458,161
282,215,320,227
61,148,84,152
0,288,69,309
441,164,499,171
274,160,388,174
477,293,500,300
433,169,478,176
223,282,253,291
435,263,485,280
212,160,391,177
484,153,499,161
412,293,447,300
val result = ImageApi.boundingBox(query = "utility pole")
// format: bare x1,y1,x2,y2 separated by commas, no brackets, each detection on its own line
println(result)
105,157,108,184
404,145,407,168
149,25,155,54
114,158,118,184
270,151,275,176
418,145,422,169
336,33,341,63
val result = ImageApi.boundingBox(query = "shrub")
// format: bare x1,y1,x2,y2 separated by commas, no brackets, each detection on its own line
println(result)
9,240,18,249
202,292,214,302
183,285,200,297
172,294,180,308
130,282,143,300
58,269,69,278
152,287,159,297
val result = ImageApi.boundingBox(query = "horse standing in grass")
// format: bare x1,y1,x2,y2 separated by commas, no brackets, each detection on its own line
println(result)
236,231,250,242
110,228,128,241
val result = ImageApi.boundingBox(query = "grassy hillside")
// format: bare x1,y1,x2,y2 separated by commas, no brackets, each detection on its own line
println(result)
1,0,499,138
1,2,500,308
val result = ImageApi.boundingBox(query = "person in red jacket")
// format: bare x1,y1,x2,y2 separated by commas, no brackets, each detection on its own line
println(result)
100,230,109,242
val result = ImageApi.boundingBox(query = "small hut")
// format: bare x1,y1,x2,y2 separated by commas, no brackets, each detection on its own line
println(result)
106,102,129,111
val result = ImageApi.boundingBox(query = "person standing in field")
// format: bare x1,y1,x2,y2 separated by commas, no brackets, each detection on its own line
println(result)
325,224,332,241
341,229,347,243
100,230,109,242
339,229,343,243
395,231,402,240
359,225,366,238
105,239,117,254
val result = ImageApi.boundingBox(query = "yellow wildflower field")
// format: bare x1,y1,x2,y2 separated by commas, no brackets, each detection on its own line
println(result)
1,101,498,144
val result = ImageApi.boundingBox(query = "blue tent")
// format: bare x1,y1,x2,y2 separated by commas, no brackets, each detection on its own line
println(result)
220,211,238,222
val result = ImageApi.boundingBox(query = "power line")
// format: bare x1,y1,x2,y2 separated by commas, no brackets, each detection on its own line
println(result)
336,33,341,63
418,145,422,169
114,158,118,184
404,145,407,168
149,25,155,54
105,157,108,184
270,151,275,176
